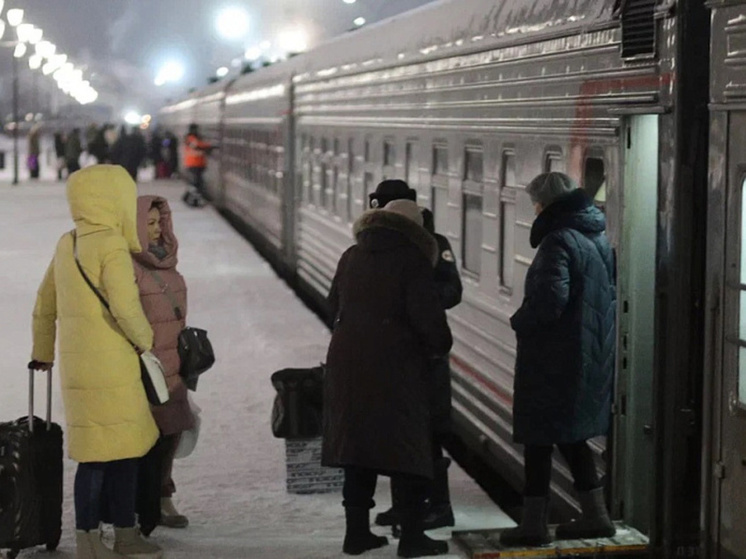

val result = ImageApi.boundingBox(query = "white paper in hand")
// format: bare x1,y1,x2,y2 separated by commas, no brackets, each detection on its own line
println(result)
140,351,170,405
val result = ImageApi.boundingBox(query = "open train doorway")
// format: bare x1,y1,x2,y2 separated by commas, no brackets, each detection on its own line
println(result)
611,114,659,536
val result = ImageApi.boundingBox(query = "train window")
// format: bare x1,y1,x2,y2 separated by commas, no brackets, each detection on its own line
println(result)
346,139,354,222
363,172,375,215
305,137,314,204
431,187,447,233
462,189,483,277
433,144,448,176
545,150,564,173
500,150,517,290
462,146,484,277
584,156,606,201
384,140,396,167
465,148,484,183
320,138,329,208
406,141,418,187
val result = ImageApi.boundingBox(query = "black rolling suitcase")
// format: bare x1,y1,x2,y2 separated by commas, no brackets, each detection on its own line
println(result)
0,368,63,559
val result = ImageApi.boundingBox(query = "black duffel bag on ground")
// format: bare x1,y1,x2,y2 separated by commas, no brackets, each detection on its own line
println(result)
271,366,324,439
178,327,215,391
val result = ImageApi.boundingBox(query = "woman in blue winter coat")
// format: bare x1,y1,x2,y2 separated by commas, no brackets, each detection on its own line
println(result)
501,172,616,547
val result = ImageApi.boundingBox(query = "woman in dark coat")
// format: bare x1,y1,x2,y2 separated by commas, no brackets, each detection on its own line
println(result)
501,172,616,546
323,199,453,558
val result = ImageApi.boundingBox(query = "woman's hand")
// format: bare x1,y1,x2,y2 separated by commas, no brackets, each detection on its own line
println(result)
28,360,53,371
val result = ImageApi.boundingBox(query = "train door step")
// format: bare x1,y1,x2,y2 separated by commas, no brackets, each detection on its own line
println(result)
452,522,649,558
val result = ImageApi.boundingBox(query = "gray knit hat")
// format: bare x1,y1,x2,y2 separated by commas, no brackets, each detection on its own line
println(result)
382,199,423,227
526,172,578,208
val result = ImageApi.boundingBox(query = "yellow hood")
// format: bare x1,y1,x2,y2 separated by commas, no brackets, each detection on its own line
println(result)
66,165,142,253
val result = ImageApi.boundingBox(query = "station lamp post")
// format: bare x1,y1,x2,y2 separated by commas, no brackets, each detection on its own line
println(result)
0,6,25,185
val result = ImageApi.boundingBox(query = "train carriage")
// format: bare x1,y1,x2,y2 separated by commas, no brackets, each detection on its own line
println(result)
159,0,732,556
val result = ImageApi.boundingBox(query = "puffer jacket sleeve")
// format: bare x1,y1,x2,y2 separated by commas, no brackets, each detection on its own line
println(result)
433,234,462,310
510,232,571,336
405,256,453,358
31,259,57,363
101,238,153,352
327,248,350,329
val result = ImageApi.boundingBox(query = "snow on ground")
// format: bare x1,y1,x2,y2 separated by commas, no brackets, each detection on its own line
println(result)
0,176,512,559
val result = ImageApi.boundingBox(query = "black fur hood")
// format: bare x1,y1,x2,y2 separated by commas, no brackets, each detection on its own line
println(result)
353,210,438,267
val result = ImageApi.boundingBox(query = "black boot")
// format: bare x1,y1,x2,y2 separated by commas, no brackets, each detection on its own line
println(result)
499,496,551,547
375,506,399,527
398,507,449,558
422,457,454,530
343,507,389,555
555,487,615,540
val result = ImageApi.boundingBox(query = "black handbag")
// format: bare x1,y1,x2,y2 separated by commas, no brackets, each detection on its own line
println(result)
270,366,324,439
147,270,215,391
177,327,215,391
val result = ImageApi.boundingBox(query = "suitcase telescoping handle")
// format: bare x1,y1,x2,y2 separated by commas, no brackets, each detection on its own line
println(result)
28,367,53,433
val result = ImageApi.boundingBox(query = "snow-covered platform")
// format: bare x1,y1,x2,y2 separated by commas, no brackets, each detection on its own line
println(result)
0,178,512,558
453,523,649,558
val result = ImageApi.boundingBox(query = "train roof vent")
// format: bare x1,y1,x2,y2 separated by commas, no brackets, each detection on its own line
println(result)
621,0,657,59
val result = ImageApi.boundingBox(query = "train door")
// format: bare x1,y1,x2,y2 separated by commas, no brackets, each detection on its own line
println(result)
612,115,658,534
714,110,746,557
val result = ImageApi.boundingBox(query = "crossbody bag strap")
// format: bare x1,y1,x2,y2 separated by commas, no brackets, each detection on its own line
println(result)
72,231,141,352
147,268,184,321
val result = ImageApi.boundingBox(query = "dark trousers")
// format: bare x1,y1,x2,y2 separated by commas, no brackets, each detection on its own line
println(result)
188,167,205,196
161,434,180,498
67,161,81,174
75,459,138,531
524,440,599,497
344,466,428,511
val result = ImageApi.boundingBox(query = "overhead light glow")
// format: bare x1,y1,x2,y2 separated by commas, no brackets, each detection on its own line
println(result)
216,66,229,77
343,0,356,3
16,23,33,42
0,20,6,42
28,27,42,44
124,111,141,126
154,60,185,86
260,40,271,50
36,41,56,58
244,46,262,61
354,17,366,27
13,43,26,58
216,7,250,40
7,8,24,27
28,54,42,70
278,27,308,53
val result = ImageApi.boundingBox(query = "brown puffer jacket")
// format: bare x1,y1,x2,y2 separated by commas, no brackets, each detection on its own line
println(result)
132,195,194,435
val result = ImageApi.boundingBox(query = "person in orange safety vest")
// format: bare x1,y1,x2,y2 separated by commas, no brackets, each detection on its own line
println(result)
183,124,213,205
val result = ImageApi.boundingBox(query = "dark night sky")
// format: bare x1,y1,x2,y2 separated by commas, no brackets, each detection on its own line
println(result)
0,0,435,118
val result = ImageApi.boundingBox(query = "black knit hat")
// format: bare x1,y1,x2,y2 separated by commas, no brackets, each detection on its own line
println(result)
369,179,416,208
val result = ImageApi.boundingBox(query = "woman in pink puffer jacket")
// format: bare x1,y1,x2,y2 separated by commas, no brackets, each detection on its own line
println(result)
133,195,194,529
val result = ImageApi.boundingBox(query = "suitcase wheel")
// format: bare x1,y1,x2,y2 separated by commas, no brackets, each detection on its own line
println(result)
47,542,59,551
7,549,19,559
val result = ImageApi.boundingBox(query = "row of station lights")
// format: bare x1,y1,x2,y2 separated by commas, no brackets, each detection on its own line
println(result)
0,2,98,105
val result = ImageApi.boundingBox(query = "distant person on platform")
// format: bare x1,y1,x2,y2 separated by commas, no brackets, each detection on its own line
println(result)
183,124,213,206
163,131,179,178
27,124,42,180
54,131,66,181
111,126,148,182
500,172,616,547
65,128,82,175
323,196,453,558
88,124,111,164
371,180,463,534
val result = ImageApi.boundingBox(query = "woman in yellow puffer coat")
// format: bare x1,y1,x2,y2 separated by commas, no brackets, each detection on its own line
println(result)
31,165,164,559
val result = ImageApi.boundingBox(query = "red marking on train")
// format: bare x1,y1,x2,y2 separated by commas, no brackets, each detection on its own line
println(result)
450,354,514,407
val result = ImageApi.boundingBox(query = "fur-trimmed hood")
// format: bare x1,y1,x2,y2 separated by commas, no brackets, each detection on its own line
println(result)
353,209,438,267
